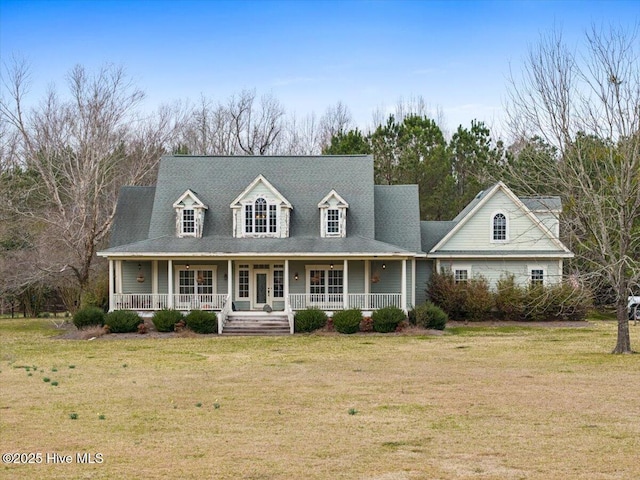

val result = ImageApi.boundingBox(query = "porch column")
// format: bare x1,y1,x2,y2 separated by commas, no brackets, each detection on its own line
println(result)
227,259,233,301
108,259,114,312
284,260,290,311
168,260,174,308
411,258,416,308
364,260,370,310
401,259,407,313
116,260,123,294
152,261,158,294
343,259,349,309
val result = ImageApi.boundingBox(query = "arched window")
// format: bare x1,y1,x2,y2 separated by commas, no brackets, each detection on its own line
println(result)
493,213,507,241
244,197,277,234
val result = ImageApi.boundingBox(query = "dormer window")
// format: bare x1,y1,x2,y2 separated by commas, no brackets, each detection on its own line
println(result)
173,190,208,238
244,197,278,234
230,175,292,238
491,212,508,242
327,209,340,235
182,209,195,235
318,190,348,238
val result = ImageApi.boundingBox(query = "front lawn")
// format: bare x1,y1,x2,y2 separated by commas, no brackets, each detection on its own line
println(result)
1,318,638,479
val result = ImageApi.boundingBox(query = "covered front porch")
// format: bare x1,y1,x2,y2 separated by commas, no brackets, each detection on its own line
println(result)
108,256,417,316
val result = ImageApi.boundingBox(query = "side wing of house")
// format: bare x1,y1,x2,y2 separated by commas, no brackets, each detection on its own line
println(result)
428,182,573,288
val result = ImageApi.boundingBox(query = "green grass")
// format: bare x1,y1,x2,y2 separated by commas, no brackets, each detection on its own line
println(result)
0,318,639,479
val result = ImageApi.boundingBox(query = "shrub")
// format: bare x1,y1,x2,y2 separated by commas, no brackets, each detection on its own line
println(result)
294,308,328,332
105,310,143,333
152,309,184,332
427,272,493,321
522,282,592,321
414,302,448,330
427,273,467,319
332,308,362,334
407,306,417,325
372,306,405,333
495,274,526,320
185,310,217,334
73,306,105,329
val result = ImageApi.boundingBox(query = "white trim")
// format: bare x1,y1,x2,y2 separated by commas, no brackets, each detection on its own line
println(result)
364,260,370,295
116,260,123,294
168,260,174,308
99,252,427,259
227,260,233,301
230,174,292,209
284,260,290,312
317,189,349,208
108,260,114,311
427,252,574,259
411,258,416,308
152,260,158,295
401,259,407,312
343,259,349,309
172,189,207,209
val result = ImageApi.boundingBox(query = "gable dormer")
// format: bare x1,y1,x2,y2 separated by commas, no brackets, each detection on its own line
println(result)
318,190,349,238
173,189,208,238
230,174,292,238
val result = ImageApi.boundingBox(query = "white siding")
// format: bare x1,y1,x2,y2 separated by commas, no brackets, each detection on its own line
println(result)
444,259,562,288
441,190,560,252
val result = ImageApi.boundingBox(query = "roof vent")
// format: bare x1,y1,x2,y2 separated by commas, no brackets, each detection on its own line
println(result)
475,190,484,199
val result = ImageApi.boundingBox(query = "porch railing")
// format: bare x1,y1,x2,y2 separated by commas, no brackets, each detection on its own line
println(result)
288,293,401,311
217,294,232,334
172,294,227,311
347,293,402,310
114,293,169,310
113,293,226,311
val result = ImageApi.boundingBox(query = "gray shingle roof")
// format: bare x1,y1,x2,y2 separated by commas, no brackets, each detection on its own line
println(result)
374,185,423,253
101,235,415,256
147,155,376,239
521,196,562,212
103,155,428,257
109,186,156,247
421,221,455,252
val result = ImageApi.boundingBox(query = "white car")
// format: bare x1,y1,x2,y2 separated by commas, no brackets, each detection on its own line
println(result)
629,296,640,323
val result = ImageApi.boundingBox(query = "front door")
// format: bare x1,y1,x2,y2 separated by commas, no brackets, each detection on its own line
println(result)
254,270,269,309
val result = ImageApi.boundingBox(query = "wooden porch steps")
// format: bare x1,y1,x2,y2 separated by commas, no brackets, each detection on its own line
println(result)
222,315,291,335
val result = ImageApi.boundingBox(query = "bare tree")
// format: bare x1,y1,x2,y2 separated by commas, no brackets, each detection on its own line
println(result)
506,25,640,353
280,112,324,155
0,62,180,303
228,89,285,155
318,101,353,150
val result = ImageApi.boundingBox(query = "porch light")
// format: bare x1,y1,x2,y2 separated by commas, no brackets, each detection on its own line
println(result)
186,264,190,269
136,263,145,283
330,263,334,270
294,272,299,281
382,263,386,269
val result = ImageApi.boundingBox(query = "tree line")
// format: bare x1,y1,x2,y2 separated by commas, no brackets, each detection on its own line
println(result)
1,25,638,352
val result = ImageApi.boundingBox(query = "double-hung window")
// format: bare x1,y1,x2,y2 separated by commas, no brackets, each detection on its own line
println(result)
182,209,195,235
530,268,544,286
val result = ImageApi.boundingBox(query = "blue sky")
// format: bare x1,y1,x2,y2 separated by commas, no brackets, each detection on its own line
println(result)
1,0,638,136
